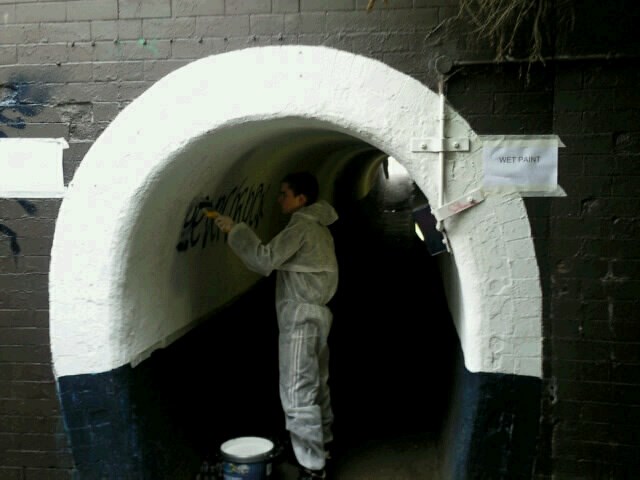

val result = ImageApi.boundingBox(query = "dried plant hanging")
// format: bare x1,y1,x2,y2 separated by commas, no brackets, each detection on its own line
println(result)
459,0,552,63
366,0,574,65
366,0,389,12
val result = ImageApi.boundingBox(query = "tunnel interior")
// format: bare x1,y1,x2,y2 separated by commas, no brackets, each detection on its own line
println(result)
128,125,460,475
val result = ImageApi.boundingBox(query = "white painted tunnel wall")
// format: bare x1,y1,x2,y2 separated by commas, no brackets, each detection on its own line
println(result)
49,46,542,378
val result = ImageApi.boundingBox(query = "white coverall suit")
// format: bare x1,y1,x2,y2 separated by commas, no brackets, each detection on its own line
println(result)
226,200,339,471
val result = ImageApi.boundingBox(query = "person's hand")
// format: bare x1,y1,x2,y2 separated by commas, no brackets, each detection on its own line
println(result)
214,215,235,233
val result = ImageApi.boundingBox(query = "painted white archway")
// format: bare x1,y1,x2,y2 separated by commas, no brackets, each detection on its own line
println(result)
50,46,542,379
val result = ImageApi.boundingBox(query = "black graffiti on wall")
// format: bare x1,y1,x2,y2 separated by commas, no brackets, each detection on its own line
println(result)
0,78,46,254
0,200,37,255
176,180,268,252
0,224,20,255
0,81,46,137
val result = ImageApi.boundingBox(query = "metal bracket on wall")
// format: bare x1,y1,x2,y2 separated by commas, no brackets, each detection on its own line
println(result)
410,137,470,153
432,188,485,222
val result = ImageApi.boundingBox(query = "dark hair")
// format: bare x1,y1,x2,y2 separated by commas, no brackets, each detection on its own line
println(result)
282,172,319,204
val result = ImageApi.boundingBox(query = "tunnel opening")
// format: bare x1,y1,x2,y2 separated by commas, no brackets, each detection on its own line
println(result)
52,46,543,479
134,156,459,479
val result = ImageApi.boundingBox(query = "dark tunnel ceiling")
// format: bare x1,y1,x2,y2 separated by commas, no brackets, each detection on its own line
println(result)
207,120,392,202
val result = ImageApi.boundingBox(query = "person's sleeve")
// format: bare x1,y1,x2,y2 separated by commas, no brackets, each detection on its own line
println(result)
227,222,304,276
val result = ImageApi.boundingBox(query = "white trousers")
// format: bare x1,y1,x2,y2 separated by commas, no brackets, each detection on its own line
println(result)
278,303,333,471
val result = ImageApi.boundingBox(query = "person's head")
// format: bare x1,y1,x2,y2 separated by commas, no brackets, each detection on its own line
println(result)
278,172,319,214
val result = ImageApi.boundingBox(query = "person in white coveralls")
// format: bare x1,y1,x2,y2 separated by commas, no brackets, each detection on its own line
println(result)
214,172,338,480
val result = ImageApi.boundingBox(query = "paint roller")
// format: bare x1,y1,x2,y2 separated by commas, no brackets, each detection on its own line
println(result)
197,199,220,219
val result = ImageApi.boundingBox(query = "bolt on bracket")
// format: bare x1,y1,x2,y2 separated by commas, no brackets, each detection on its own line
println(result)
411,137,470,153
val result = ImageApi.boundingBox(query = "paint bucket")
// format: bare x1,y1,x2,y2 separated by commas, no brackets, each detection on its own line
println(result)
219,436,275,480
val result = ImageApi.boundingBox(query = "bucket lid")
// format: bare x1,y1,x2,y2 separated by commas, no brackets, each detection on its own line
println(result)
220,437,274,463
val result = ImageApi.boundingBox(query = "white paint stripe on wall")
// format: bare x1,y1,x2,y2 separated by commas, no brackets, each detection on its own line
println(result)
0,138,67,198
49,46,542,378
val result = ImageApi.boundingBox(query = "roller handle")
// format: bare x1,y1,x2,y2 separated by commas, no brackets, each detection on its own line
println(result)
198,201,220,219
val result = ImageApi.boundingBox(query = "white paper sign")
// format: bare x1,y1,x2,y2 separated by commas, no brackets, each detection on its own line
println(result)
483,137,561,193
0,138,68,197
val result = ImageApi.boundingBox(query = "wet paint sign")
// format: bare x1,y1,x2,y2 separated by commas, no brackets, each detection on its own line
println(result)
482,137,562,193
0,138,68,197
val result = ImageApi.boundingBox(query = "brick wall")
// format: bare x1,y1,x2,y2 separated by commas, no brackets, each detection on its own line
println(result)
1,1,640,478
0,198,71,479
544,60,640,478
447,58,640,478
0,2,449,477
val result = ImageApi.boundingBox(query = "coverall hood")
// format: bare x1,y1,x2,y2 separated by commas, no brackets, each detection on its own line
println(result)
293,200,338,227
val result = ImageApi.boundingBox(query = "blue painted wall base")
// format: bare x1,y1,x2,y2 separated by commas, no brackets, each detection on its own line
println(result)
440,349,542,480
57,364,200,480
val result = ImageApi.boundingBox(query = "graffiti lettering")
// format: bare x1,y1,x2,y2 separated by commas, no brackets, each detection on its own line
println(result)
0,224,20,255
0,200,37,255
0,78,46,254
0,81,45,137
16,199,37,215
176,180,268,253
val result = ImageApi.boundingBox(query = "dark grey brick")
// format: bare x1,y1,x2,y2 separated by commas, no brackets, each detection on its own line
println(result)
552,338,611,362
91,19,142,40
1,123,69,139
119,0,171,19
284,13,325,34
24,468,73,480
0,450,73,469
325,10,382,33
93,61,144,81
356,0,411,8
555,89,616,113
328,0,356,10
0,46,17,66
170,38,226,59
142,17,196,39
143,59,190,80
494,92,553,114
0,24,40,44
273,0,299,13
250,14,285,35
15,2,66,23
92,102,120,122
92,39,171,61
196,15,250,37
0,257,50,276
556,379,614,403
382,8,439,32
225,0,270,15
0,467,21,480
67,0,117,21
1,62,92,83
17,44,68,65
300,0,324,12
172,0,224,16
117,80,152,101
0,345,51,364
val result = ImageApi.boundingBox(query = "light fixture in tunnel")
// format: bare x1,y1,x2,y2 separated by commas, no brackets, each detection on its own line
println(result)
413,204,447,256
382,155,445,255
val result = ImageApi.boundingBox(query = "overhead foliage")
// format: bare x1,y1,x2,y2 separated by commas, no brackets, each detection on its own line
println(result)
366,0,575,64
366,0,388,10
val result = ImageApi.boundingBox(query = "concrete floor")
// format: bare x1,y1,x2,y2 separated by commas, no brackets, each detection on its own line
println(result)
271,433,441,480
197,433,441,479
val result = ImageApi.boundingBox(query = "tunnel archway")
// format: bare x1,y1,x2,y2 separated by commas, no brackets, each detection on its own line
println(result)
50,46,543,478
